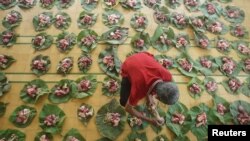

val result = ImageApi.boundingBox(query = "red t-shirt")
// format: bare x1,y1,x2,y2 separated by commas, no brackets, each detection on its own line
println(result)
121,52,172,106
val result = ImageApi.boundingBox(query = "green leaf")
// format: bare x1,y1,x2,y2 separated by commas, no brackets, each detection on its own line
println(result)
0,54,16,70
81,0,98,11
0,102,8,117
33,12,54,31
32,32,54,51
166,102,190,136
174,33,190,52
214,36,231,55
56,31,77,53
96,137,112,141
143,0,161,9
194,32,212,49
189,16,206,33
39,104,66,134
100,26,129,45
153,134,169,141
194,55,218,76
173,136,190,141
95,99,126,140
77,54,93,73
63,128,86,141
170,12,189,30
54,12,71,30
221,77,243,95
199,1,222,20
98,46,121,79
155,55,177,69
222,6,245,24
77,29,99,53
119,0,142,10
102,0,119,9
184,0,200,12
30,54,51,77
2,10,22,29
34,131,53,141
39,0,55,9
203,77,218,96
102,76,120,97
215,56,242,77
56,0,75,9
205,19,228,35
0,72,11,97
0,0,16,10
229,100,250,125
18,0,37,9
241,76,250,97
77,103,94,126
187,77,205,99
230,24,249,39
130,12,148,32
0,129,25,141
127,105,149,131
77,11,98,28
74,75,97,99
102,8,124,28
231,40,250,59
49,79,77,104
165,0,182,9
56,57,74,75
131,32,151,52
0,30,17,48
9,105,37,128
153,6,169,27
125,131,148,141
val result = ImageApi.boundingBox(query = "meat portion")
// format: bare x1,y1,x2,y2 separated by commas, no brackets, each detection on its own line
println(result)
237,105,250,125
195,112,207,127
171,113,185,125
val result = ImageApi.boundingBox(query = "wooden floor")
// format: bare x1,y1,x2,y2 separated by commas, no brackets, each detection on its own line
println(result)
0,0,250,140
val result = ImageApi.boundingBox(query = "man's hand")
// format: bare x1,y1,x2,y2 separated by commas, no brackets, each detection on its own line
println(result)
150,117,165,126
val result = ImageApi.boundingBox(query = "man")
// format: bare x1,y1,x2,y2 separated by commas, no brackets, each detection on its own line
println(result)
120,52,179,126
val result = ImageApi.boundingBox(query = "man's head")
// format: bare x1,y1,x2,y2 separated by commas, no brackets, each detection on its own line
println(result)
155,81,179,105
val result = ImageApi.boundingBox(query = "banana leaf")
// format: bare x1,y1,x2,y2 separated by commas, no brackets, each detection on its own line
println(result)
154,55,177,69
194,55,218,76
175,52,198,78
20,79,50,104
130,12,148,32
32,32,54,51
77,103,94,126
30,54,51,77
153,6,169,27
102,76,120,97
241,58,250,74
231,40,250,59
74,75,97,98
77,29,99,53
165,0,182,9
77,54,93,73
221,77,243,95
241,76,250,97
173,136,190,141
0,72,11,97
166,102,190,136
49,79,77,104
209,0,232,3
0,54,16,70
54,12,71,30
222,6,245,24
96,137,112,141
0,129,25,141
229,100,250,125
194,32,212,49
63,128,86,141
125,131,147,141
95,99,126,140
102,8,124,28
0,0,16,10
56,0,75,9
0,30,17,47
199,1,222,20
211,95,233,124
174,33,190,52
230,24,249,39
77,11,98,28
153,134,169,141
2,10,22,29
119,0,142,10
205,19,228,35
143,0,161,9
169,12,189,30
33,12,54,31
39,0,55,9
0,102,8,117
151,26,174,52
18,0,37,9
187,77,204,99
131,32,151,52
189,16,206,33
188,103,211,140
184,0,200,12
203,77,218,96
100,26,128,44
39,104,66,134
34,131,53,141
9,105,37,128
215,56,242,77
56,57,73,75
56,31,77,53
127,105,149,131
80,0,98,11
103,0,119,9
98,46,121,79
214,36,231,55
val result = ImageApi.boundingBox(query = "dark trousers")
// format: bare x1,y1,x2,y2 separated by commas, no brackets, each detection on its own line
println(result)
120,77,131,107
